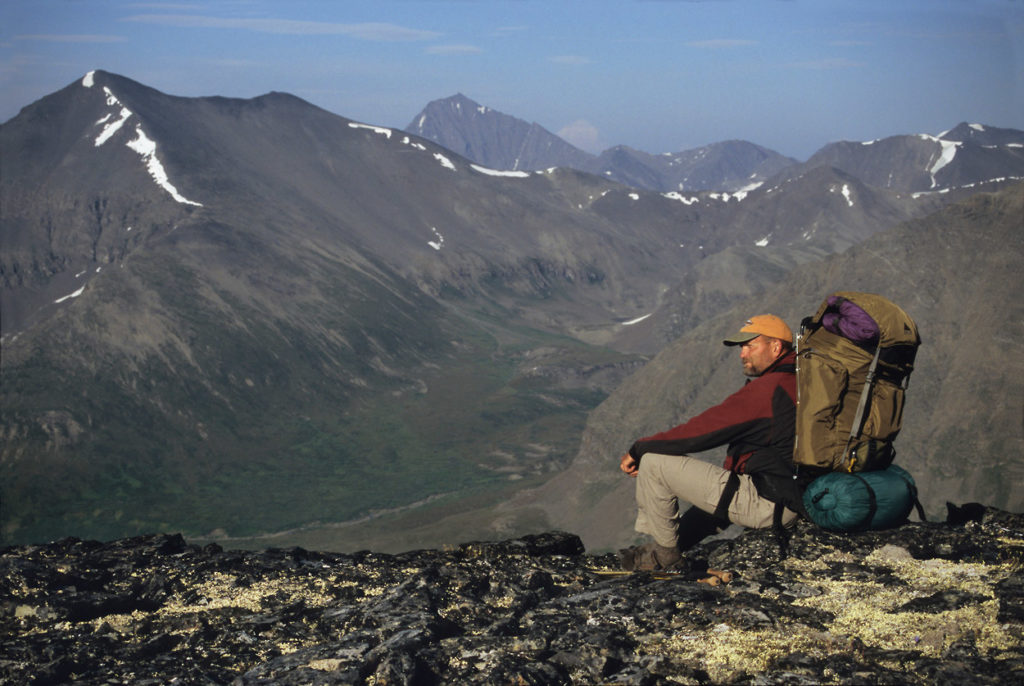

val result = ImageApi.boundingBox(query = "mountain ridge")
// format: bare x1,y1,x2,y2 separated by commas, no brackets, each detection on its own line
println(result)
405,93,1024,195
406,93,798,192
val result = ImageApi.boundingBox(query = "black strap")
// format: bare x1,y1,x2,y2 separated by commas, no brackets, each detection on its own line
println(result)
904,474,928,522
913,497,927,522
850,473,879,531
772,501,790,559
713,472,741,524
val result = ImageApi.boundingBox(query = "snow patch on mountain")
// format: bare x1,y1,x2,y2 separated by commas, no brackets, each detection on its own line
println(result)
83,72,202,207
621,313,651,326
94,99,131,146
54,286,86,304
830,184,855,207
919,134,961,188
709,191,747,202
126,126,203,207
662,192,700,205
348,122,393,139
434,153,457,171
471,164,529,178
401,137,427,151
428,227,445,250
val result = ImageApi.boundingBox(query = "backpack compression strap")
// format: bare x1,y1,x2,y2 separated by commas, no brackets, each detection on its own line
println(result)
842,344,882,471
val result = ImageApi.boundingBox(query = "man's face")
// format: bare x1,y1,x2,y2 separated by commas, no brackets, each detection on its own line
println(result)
739,335,779,377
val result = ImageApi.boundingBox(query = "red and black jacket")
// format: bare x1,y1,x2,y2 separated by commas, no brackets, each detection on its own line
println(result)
627,351,799,506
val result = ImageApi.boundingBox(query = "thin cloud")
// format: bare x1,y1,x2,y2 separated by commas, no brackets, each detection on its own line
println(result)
14,34,128,43
426,44,483,55
125,2,207,9
549,55,592,65
686,39,757,48
494,25,528,37
119,14,441,41
787,57,864,70
558,119,604,153
202,58,265,68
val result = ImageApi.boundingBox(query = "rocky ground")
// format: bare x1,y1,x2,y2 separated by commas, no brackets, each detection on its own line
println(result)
2,504,1022,685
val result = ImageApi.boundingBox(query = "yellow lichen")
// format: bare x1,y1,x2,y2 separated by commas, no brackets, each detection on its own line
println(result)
308,658,344,671
645,626,840,683
156,572,339,615
647,555,1022,680
791,557,1021,658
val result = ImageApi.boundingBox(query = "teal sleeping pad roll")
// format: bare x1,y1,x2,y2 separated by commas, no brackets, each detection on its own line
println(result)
802,464,917,531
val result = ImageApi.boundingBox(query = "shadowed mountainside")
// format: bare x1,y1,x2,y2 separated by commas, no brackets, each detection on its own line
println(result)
528,182,1024,553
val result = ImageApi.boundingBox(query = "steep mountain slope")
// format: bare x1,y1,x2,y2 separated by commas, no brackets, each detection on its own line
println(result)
1,72,665,544
524,182,1024,552
405,94,797,192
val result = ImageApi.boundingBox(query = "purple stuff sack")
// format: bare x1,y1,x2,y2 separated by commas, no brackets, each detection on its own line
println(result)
821,295,880,346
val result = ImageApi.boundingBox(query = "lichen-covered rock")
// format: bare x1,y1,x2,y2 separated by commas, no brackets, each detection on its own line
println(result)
2,506,1022,684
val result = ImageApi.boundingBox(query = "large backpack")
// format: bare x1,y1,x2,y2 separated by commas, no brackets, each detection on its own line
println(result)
793,292,921,474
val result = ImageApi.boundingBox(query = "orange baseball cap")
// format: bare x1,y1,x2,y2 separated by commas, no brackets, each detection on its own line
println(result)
723,314,793,346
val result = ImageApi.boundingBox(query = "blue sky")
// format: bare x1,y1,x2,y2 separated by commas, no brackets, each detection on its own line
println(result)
2,0,1022,160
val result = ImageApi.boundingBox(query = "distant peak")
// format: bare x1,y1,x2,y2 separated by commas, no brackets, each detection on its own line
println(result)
430,93,484,111
81,69,114,88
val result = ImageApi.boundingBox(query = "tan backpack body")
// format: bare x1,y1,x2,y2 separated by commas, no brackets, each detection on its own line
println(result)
793,292,921,473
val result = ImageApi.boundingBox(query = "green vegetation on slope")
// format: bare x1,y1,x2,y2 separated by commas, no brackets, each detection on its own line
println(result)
0,253,630,544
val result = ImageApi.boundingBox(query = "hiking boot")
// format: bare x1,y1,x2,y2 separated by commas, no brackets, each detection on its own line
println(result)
618,542,682,571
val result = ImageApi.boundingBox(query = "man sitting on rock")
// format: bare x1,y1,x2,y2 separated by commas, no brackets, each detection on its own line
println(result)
618,314,802,571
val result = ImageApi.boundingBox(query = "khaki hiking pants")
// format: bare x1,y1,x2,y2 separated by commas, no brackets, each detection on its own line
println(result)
634,453,798,549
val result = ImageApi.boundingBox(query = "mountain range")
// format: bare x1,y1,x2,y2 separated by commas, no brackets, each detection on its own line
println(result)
406,93,1024,195
1,70,1021,550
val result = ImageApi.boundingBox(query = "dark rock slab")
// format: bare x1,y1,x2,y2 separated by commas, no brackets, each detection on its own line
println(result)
3,508,1023,684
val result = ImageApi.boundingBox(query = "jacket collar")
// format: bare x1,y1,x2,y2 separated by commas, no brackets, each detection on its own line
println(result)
761,349,797,376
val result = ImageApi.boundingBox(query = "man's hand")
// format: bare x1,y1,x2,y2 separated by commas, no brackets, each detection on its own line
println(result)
620,453,639,478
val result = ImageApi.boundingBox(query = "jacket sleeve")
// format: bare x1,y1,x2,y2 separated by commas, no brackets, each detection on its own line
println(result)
628,381,767,460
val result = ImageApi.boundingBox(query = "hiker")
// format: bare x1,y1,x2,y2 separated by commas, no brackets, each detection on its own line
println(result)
618,314,803,571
